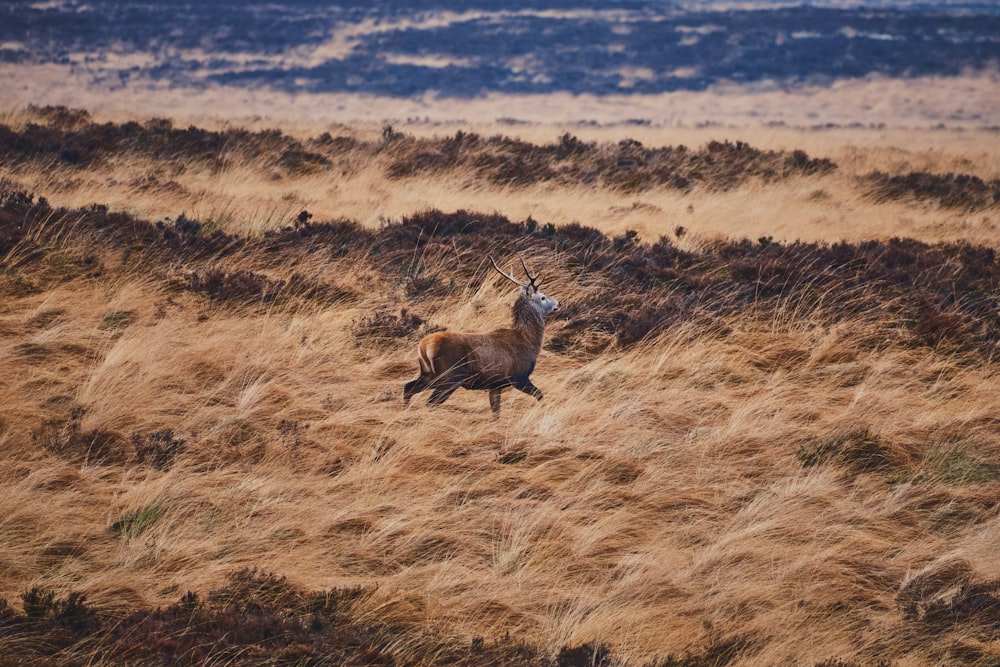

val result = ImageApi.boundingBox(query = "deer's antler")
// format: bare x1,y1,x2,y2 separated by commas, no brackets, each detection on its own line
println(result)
490,254,528,287
490,253,541,289
516,253,540,288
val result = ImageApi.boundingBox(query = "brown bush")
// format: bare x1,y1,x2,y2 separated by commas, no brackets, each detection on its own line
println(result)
865,171,1000,211
131,430,186,470
796,428,906,475
1,114,835,192
385,132,835,192
4,186,1000,357
351,308,439,347
33,408,130,466
0,572,794,666
1,109,331,174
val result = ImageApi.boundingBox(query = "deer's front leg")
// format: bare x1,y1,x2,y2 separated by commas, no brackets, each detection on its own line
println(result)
489,388,503,418
513,378,543,401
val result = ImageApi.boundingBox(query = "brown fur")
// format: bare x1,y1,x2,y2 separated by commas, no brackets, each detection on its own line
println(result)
403,288,553,416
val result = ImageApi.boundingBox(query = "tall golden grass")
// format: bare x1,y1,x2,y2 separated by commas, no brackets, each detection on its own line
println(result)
0,106,998,665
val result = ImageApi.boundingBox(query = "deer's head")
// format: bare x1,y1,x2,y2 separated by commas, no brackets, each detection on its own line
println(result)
490,253,559,317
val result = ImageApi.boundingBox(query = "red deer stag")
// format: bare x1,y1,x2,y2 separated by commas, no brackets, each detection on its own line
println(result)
403,254,559,417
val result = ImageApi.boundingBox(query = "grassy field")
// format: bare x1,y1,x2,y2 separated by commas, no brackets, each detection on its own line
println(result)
0,106,998,665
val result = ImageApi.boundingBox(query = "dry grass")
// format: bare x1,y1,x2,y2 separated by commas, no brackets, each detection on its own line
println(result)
1,108,999,665
4,63,999,131
1,105,998,249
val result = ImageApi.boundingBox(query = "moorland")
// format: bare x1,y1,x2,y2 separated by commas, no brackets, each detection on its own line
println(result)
0,105,999,665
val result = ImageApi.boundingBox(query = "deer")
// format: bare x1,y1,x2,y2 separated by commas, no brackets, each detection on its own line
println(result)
403,253,559,418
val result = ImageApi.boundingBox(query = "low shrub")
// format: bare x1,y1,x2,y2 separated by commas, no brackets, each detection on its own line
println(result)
0,571,787,666
2,115,836,193
796,428,903,475
4,184,1000,357
351,308,439,346
33,408,130,466
131,430,186,470
865,171,1000,211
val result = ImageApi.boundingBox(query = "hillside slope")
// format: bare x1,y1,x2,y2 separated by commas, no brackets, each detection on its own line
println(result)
0,110,999,665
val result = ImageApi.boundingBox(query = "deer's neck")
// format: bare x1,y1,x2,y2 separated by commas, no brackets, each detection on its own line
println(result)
512,297,545,352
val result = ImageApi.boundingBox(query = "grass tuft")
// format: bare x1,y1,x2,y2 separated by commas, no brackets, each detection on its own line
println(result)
796,428,902,475
109,504,166,540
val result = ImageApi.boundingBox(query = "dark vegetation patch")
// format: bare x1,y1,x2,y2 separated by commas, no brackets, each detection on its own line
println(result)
646,635,758,667
798,429,999,486
0,190,238,269
0,571,396,666
909,578,1000,634
371,210,1000,358
1,109,834,191
384,131,836,191
498,449,528,465
32,406,130,466
351,308,440,347
98,309,135,332
131,430,186,470
865,171,1000,211
0,190,355,311
185,267,354,308
3,188,1000,358
32,406,186,470
0,569,839,666
796,428,906,475
5,4,996,97
0,109,331,175
897,561,1000,654
263,213,364,258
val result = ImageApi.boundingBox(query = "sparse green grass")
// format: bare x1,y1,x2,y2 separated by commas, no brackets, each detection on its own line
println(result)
925,446,997,486
98,309,136,332
110,503,166,540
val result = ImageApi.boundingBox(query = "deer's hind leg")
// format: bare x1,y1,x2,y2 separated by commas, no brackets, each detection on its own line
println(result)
427,379,463,406
403,375,431,406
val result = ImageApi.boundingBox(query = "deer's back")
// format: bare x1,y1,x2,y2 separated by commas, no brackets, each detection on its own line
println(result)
418,329,532,382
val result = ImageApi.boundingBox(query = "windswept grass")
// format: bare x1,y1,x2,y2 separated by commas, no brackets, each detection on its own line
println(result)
1,110,999,665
